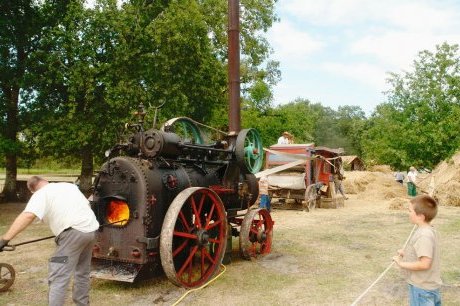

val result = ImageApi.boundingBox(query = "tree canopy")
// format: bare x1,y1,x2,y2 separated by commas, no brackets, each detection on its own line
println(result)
362,42,460,169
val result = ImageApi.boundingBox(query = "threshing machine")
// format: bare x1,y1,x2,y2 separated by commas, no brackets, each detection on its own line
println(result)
263,144,345,210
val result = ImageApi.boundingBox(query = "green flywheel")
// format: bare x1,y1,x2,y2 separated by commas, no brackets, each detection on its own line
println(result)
235,128,263,173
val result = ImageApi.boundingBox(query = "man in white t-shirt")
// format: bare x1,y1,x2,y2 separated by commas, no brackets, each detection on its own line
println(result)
0,176,99,306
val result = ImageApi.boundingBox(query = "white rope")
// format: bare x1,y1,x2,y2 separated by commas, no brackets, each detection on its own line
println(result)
350,262,395,306
350,224,417,306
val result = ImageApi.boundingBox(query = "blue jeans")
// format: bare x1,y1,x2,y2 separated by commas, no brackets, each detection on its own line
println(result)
259,194,271,211
409,284,441,306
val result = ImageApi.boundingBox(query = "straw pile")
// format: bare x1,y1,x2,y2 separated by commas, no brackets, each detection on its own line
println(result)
343,170,407,209
418,151,460,207
344,151,460,207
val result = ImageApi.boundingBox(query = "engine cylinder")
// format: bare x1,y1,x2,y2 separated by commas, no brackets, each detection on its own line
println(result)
140,129,181,158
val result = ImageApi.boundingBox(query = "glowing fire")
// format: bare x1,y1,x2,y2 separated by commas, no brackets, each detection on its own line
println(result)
107,200,129,226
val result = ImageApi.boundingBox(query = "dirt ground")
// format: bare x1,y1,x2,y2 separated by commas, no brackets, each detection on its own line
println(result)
1,170,460,305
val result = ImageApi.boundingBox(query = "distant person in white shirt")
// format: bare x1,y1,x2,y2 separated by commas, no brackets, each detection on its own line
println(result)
277,131,290,144
0,176,99,306
407,166,418,196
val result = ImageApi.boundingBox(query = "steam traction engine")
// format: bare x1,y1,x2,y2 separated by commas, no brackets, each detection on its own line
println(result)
90,107,273,288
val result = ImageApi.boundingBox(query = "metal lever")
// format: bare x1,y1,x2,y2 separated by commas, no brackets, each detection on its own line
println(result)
2,235,55,252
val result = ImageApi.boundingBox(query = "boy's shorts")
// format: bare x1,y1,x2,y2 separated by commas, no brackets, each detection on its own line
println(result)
409,284,441,306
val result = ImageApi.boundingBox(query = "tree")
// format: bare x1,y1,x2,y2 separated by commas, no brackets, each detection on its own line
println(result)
24,0,126,193
241,98,321,146
241,106,286,146
0,0,69,201
361,103,409,169
279,99,322,144
335,105,366,155
362,42,460,169
135,0,228,122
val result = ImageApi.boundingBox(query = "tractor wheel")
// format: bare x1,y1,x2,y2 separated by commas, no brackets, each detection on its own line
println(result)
160,187,227,288
239,208,273,259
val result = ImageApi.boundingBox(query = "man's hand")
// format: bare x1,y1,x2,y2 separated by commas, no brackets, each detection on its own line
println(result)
0,239,10,252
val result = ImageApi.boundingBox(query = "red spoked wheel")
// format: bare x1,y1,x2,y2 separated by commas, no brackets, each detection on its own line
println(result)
0,263,15,292
239,208,273,259
160,187,227,288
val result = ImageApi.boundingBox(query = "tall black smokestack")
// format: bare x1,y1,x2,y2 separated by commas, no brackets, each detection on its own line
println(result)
228,0,240,133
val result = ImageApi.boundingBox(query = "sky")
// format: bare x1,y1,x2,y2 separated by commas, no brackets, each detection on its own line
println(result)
266,0,460,115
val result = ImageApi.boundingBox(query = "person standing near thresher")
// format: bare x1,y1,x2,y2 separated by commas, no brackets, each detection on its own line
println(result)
407,166,418,197
286,132,294,144
333,157,348,200
392,194,442,305
394,170,405,185
277,131,290,144
0,176,99,306
258,176,271,212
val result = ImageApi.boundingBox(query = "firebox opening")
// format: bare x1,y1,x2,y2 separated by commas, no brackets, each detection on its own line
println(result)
106,199,130,226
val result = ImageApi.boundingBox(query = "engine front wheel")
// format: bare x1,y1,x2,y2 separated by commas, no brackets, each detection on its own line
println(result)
160,187,227,288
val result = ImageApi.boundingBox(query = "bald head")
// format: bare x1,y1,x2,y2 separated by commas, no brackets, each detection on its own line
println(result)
27,176,49,193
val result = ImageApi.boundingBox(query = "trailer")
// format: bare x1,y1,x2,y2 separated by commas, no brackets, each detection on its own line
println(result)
261,144,345,210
